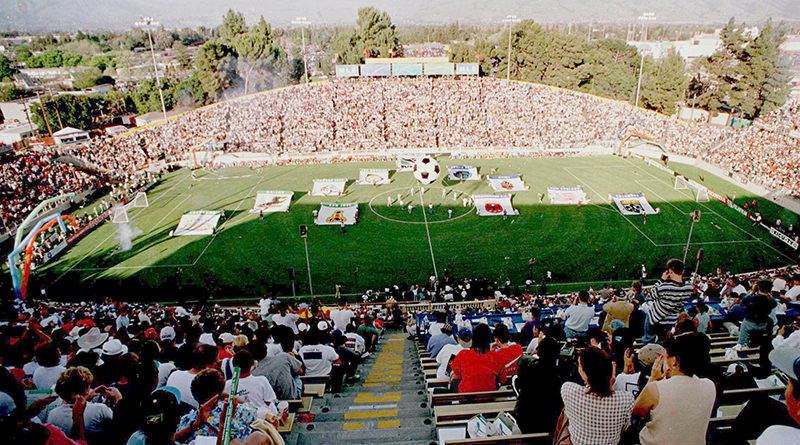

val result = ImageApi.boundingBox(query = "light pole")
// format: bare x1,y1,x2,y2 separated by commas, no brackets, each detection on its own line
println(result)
135,17,168,122
502,15,521,83
683,210,701,264
292,17,311,83
634,49,649,108
299,224,313,296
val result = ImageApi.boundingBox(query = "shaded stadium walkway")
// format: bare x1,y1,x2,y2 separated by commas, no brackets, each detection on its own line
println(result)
287,333,434,444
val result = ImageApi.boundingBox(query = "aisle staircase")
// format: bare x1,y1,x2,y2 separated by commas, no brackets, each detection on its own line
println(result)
286,332,435,445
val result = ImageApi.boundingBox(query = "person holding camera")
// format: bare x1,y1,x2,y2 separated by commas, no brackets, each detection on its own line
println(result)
640,259,693,344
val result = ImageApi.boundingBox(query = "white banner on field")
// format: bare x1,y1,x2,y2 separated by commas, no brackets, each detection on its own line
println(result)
447,165,480,181
547,186,588,205
310,178,347,196
396,156,416,172
487,175,529,192
251,190,293,213
472,194,518,217
357,168,391,185
315,203,359,225
610,193,658,215
174,210,223,236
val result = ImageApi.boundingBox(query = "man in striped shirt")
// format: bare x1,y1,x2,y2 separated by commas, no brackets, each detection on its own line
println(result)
640,259,694,344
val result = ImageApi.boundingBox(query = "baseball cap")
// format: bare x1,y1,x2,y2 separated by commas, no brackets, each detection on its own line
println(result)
441,324,454,335
0,392,16,417
219,332,236,344
637,343,666,367
160,326,176,341
769,348,800,380
198,333,216,347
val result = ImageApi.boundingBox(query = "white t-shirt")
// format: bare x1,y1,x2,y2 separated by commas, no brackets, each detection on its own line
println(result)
299,344,339,377
428,322,444,337
345,332,366,355
47,400,113,435
435,343,464,380
266,343,283,358
525,338,539,355
273,313,300,334
225,374,278,415
756,425,800,445
564,304,595,332
786,285,800,302
772,278,787,292
23,361,40,376
330,309,355,332
613,372,642,396
33,365,66,390
157,362,177,387
166,369,199,408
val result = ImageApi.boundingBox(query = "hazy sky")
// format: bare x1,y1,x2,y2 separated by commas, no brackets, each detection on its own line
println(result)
2,0,798,31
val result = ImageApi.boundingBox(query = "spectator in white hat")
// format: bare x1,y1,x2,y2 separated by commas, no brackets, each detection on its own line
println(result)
756,348,800,444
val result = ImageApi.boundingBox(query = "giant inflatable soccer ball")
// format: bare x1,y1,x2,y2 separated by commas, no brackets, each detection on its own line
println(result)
413,156,440,185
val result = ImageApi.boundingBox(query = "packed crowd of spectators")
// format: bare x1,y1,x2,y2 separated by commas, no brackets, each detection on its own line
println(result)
3,78,799,247
0,296,400,445
58,77,800,197
0,151,100,232
422,259,800,444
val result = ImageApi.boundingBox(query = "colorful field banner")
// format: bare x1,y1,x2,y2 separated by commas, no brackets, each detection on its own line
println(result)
472,194,518,217
174,210,223,236
488,175,529,192
315,203,359,225
447,165,480,181
251,190,293,214
357,169,391,185
335,64,360,77
547,186,588,205
311,178,347,196
396,156,416,172
610,193,658,215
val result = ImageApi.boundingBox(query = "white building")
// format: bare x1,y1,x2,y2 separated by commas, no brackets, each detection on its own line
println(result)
0,124,37,145
52,126,89,145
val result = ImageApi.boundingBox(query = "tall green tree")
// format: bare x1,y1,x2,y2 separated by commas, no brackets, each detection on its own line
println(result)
576,39,640,101
732,20,791,118
30,95,103,131
331,7,401,64
219,9,247,45
194,41,236,102
0,55,15,82
641,52,689,115
234,16,281,95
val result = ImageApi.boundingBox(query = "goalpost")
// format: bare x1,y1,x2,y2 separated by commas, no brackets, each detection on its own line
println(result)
674,176,709,202
674,176,690,190
111,192,148,224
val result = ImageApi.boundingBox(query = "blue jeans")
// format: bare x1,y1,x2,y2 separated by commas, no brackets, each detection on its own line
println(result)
565,327,586,339
739,319,767,346
641,313,656,345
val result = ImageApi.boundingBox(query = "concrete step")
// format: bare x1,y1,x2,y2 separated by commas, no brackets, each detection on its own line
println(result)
291,424,435,444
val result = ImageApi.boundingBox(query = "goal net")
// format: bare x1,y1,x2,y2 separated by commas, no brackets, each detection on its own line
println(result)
695,186,710,203
131,192,149,208
674,176,690,190
111,205,129,224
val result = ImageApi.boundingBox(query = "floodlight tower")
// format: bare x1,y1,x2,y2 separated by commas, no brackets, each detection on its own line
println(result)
634,48,650,108
503,15,521,83
135,17,168,122
637,12,656,41
292,17,311,83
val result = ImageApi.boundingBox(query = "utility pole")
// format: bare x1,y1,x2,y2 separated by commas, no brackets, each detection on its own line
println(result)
292,17,311,84
502,15,521,83
136,17,168,122
35,91,53,139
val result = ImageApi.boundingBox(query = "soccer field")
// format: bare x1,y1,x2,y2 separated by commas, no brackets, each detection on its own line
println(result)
39,155,797,300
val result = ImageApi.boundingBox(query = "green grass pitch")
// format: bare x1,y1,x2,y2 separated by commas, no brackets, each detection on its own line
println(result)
38,155,798,301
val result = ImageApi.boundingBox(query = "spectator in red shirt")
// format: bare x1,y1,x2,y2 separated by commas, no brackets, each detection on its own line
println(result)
450,324,498,393
491,324,523,384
